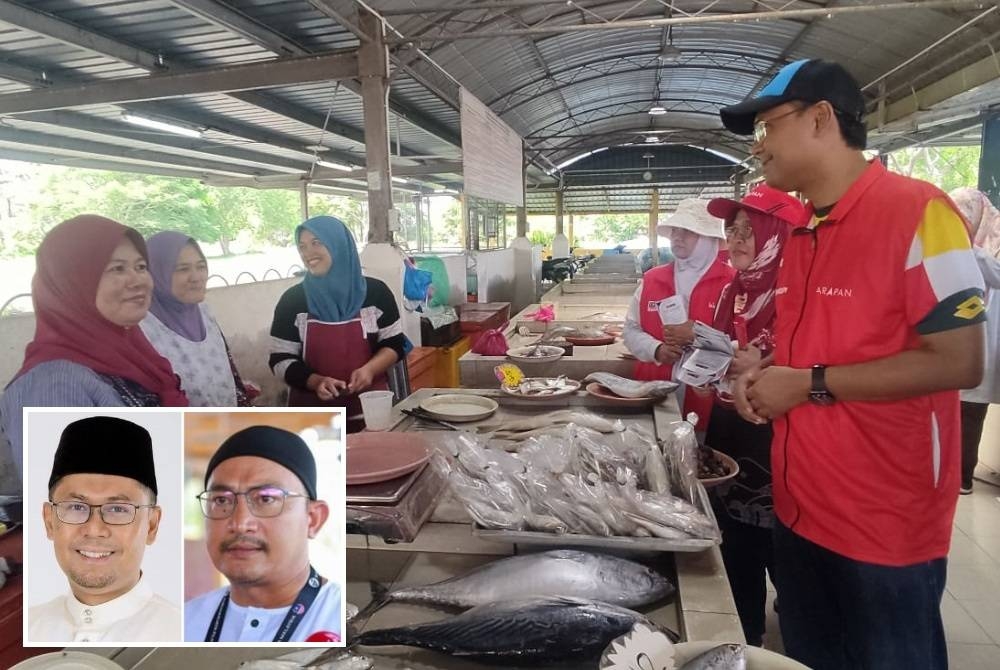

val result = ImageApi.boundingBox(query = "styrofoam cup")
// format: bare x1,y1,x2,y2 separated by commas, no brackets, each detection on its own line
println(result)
359,390,394,430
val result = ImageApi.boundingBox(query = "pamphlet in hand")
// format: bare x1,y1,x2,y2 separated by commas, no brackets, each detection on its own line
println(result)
676,321,735,388
657,295,688,326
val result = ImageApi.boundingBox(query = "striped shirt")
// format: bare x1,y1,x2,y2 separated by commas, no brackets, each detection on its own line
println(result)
268,277,407,390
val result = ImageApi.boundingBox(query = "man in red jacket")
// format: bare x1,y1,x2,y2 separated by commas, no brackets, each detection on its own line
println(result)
722,59,986,670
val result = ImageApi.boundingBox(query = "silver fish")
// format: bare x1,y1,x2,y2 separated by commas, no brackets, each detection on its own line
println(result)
240,653,373,670
380,549,673,609
354,596,677,664
584,372,679,398
679,643,748,670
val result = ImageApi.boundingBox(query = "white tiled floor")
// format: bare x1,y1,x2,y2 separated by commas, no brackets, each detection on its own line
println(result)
760,484,1000,669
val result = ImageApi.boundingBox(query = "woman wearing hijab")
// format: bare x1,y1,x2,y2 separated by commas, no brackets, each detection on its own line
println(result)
268,216,407,431
623,198,734,429
699,185,805,647
140,231,253,407
948,188,1000,494
1,215,187,479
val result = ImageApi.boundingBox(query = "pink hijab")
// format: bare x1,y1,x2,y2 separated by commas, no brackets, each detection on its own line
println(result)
949,188,1000,258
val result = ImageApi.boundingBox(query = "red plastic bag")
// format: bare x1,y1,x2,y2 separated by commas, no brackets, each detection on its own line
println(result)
471,323,510,356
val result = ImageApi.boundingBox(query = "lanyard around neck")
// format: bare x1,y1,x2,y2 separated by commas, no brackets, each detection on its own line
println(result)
204,565,322,642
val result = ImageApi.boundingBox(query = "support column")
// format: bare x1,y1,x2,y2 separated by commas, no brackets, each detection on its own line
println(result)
359,9,392,243
300,182,310,221
648,189,660,266
567,213,574,250
552,190,569,257
510,149,535,312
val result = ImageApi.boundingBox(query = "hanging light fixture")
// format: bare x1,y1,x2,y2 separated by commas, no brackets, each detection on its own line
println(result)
648,105,667,116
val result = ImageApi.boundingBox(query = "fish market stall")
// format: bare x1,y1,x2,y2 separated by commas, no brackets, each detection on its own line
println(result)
459,299,635,387
343,387,744,669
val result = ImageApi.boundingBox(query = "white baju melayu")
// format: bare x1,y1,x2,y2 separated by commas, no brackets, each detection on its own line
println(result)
184,581,343,642
28,574,181,643
140,303,238,406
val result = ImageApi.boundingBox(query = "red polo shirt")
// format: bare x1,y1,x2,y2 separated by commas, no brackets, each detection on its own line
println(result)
772,160,986,566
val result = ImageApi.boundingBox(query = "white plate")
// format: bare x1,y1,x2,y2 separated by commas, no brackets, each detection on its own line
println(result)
674,642,812,669
419,394,499,422
11,652,124,670
506,345,565,363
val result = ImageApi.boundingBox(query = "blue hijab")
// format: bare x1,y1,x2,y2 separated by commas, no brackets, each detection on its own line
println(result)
297,216,367,322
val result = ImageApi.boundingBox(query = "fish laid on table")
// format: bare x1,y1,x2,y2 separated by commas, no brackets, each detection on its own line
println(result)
353,596,677,664
238,650,373,670
679,643,748,670
584,372,679,398
513,376,577,396
479,410,620,435
374,549,674,610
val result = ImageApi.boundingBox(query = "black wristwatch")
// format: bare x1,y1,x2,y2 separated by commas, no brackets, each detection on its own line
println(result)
809,365,836,406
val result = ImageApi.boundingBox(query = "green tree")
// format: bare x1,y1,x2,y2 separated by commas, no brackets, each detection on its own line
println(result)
433,199,463,247
886,146,980,192
309,194,367,242
590,213,648,244
254,189,302,246
24,169,251,254
528,229,554,247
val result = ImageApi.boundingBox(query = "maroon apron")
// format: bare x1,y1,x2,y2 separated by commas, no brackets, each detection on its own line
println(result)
287,316,387,432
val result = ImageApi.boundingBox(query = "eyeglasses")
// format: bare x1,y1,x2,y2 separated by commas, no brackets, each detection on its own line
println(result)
196,486,307,520
753,105,806,144
49,500,155,525
724,223,754,241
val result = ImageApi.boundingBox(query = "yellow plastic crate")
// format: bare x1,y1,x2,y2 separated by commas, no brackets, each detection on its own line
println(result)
435,336,471,388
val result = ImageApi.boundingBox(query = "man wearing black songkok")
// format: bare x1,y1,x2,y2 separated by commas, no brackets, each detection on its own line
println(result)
184,425,340,642
29,415,181,643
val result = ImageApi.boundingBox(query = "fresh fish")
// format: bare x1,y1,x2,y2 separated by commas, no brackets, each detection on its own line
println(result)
239,652,373,670
354,596,678,664
679,643,748,670
645,441,670,494
584,372,679,398
479,410,619,434
376,550,674,609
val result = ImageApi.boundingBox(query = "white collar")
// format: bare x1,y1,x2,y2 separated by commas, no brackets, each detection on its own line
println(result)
65,572,154,630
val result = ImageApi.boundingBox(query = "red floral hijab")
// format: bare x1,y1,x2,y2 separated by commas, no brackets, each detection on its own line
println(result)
12,215,188,406
712,213,792,352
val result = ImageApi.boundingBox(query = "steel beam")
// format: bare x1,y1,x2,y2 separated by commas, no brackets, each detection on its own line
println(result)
389,1,987,44
0,0,164,70
0,52,359,115
0,146,223,179
13,110,310,173
865,51,1000,127
0,126,262,176
166,0,307,56
359,9,393,243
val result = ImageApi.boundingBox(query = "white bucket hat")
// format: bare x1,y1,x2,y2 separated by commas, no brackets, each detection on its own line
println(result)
656,198,725,239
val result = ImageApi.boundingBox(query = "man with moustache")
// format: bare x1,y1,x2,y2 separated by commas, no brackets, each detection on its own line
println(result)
29,416,181,642
185,425,341,642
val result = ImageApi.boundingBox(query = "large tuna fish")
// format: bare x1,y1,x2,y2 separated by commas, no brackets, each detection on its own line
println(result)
353,596,677,664
377,549,674,610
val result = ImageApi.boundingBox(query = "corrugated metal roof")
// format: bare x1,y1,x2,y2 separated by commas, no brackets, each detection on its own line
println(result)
0,0,994,209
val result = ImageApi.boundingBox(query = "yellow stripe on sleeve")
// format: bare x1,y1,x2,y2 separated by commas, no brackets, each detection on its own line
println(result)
917,198,973,258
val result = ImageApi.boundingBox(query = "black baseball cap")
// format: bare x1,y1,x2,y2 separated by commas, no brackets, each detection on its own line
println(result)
720,59,866,136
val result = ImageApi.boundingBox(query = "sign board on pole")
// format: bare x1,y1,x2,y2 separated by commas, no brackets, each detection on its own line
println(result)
460,87,524,207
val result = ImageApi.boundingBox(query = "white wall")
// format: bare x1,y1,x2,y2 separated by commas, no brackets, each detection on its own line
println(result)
473,248,516,304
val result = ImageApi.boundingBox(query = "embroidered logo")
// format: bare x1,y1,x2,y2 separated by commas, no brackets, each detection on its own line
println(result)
954,295,986,319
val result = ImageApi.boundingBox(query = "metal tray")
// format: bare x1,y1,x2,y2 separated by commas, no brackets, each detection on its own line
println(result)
472,482,721,553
